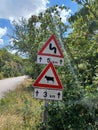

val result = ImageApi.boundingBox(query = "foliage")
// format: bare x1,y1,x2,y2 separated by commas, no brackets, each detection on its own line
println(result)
0,78,43,130
9,1,98,130
0,48,29,79
46,102,97,130
10,5,68,79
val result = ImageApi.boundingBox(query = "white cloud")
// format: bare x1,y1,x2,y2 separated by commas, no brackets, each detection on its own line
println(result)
60,9,71,23
0,0,49,21
0,27,7,37
55,6,71,23
51,6,72,24
0,39,3,45
0,27,7,45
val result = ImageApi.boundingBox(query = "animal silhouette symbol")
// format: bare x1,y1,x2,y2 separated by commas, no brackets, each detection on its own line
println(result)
44,75,54,83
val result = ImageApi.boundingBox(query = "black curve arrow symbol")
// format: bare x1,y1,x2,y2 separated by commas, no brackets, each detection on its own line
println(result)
49,43,56,54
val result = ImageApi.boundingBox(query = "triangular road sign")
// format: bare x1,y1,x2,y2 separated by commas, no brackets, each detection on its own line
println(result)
37,34,64,66
33,62,63,90
38,34,64,58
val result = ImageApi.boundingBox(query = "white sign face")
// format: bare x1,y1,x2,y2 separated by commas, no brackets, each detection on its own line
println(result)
43,39,61,55
34,88,62,101
39,67,58,85
37,35,64,66
37,55,64,66
33,62,63,90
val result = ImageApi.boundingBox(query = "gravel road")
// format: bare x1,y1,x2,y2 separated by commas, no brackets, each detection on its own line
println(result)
0,76,27,98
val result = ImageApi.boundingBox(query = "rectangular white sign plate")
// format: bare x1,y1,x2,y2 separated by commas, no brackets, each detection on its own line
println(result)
37,55,64,66
34,88,62,101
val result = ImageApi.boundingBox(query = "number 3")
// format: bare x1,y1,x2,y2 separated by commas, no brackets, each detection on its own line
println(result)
43,91,47,97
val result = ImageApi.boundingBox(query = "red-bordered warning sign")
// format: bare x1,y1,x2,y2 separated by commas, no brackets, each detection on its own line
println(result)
38,34,64,57
37,34,64,66
33,62,63,90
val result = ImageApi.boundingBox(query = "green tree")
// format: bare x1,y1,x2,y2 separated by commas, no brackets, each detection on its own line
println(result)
0,48,26,78
10,1,98,129
40,1,98,129
10,5,68,79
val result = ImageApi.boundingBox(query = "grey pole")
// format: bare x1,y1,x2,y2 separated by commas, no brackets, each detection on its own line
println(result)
42,100,49,130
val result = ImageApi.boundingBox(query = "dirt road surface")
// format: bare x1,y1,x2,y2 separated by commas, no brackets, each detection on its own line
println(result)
0,76,27,98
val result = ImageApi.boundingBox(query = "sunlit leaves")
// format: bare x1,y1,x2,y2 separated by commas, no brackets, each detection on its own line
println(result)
0,49,25,78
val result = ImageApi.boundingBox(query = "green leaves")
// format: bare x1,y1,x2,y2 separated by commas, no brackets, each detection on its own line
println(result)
0,48,25,78
8,2,98,129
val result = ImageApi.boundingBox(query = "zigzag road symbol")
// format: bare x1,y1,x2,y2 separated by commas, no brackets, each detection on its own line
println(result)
49,43,57,54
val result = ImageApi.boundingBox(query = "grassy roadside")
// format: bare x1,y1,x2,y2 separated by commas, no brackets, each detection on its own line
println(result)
0,78,44,130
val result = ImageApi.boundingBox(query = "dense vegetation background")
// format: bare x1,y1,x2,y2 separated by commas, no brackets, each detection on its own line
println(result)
0,48,23,79
0,0,98,129
0,48,32,79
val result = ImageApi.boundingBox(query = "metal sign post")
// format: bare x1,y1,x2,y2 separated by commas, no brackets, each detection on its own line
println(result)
33,34,64,130
42,100,49,123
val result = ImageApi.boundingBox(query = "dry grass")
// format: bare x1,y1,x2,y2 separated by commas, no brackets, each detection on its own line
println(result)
0,78,43,130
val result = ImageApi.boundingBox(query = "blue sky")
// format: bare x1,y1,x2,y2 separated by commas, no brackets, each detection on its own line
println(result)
0,0,78,48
